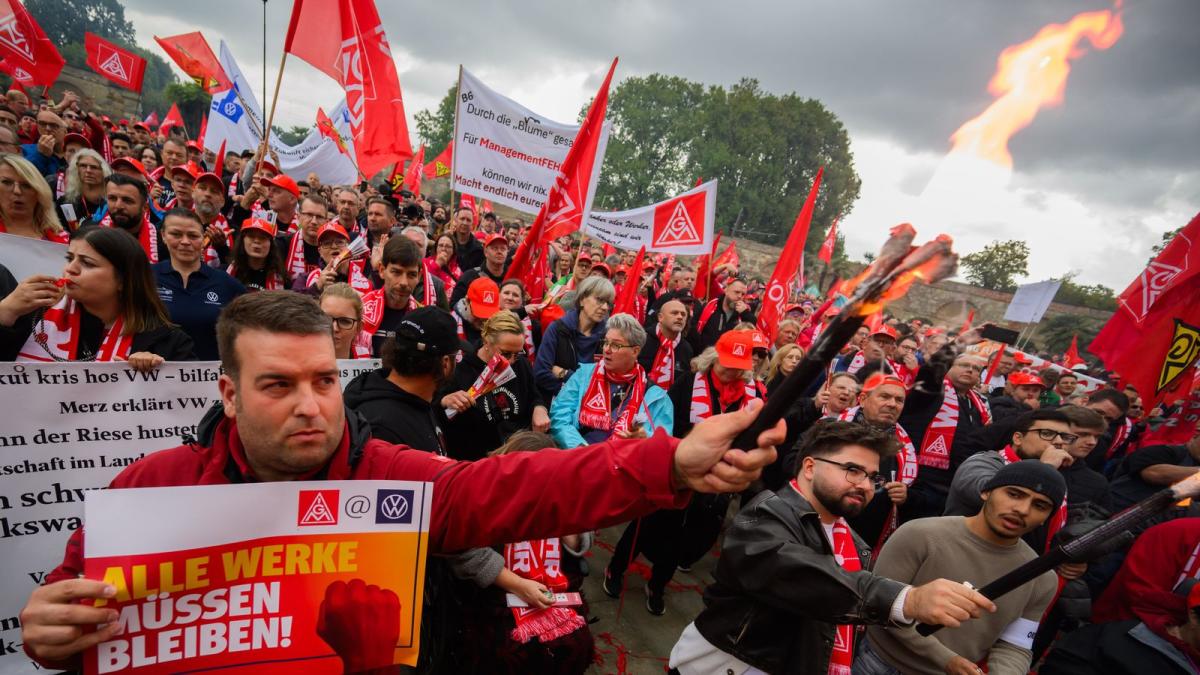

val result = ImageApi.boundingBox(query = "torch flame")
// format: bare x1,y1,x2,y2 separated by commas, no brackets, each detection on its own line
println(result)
842,227,959,317
948,3,1124,169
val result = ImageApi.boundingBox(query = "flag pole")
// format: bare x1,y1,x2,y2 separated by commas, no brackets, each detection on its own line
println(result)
263,50,288,152
261,0,268,108
448,65,463,223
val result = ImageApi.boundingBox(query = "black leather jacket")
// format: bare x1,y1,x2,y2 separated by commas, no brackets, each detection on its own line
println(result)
693,486,906,674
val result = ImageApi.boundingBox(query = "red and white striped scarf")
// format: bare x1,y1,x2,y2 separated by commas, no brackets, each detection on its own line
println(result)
360,288,420,336
649,325,681,389
520,314,535,362
690,370,759,423
99,210,157,263
502,538,586,644
17,295,132,362
419,268,436,307
1175,540,1200,590
999,445,1067,553
285,232,313,281
305,260,371,295
202,214,231,267
579,363,647,433
1105,417,1135,460
917,379,990,469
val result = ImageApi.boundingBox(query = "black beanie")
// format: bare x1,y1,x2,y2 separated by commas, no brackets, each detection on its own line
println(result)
983,460,1067,509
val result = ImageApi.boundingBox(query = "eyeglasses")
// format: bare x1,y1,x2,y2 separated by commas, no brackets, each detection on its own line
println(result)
36,120,64,131
497,349,524,361
319,240,348,251
1025,428,1079,444
601,340,636,351
299,211,326,221
812,457,887,490
0,177,28,193
328,316,358,331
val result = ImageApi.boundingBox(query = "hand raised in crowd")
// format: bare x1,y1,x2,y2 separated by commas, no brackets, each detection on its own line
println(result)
36,134,56,157
149,182,163,202
204,225,228,253
371,233,388,272
127,352,164,373
316,263,338,291
20,578,122,665
903,578,996,628
441,390,473,413
0,275,63,326
944,654,984,675
884,481,908,505
673,398,785,494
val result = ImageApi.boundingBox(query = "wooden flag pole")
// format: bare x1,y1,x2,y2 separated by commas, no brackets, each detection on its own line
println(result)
262,51,289,153
448,65,463,216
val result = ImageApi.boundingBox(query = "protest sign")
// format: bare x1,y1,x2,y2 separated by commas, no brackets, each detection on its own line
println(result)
0,360,378,675
452,67,610,213
83,479,431,674
581,180,718,255
205,41,359,185
1003,280,1062,324
967,340,1105,393
0,233,66,283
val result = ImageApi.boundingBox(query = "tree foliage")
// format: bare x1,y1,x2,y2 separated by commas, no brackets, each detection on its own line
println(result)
164,83,211,136
1036,313,1105,356
414,84,456,154
1149,225,1182,260
960,240,1030,291
1051,272,1117,311
273,125,312,146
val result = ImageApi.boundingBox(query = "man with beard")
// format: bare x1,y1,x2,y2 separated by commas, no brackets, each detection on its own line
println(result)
856,461,1063,675
691,276,755,353
96,173,164,262
192,171,233,266
668,420,997,675
364,197,396,248
450,233,509,306
450,205,484,271
333,187,363,236
361,236,426,356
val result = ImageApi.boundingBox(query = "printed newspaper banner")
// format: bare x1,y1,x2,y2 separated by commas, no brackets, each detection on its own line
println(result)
0,360,378,675
452,67,610,213
0,233,66,283
581,180,718,255
83,480,432,674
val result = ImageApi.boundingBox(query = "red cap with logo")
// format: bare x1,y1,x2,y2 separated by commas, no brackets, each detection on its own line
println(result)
317,222,350,242
264,174,300,198
716,330,756,370
863,372,908,393
242,218,278,238
751,330,771,351
170,162,200,181
1008,371,1045,389
467,278,501,320
871,325,899,341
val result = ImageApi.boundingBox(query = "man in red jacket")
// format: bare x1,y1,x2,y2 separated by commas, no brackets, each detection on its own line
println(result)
20,291,786,670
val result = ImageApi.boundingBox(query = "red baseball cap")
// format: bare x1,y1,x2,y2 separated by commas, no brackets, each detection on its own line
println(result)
317,222,349,242
186,140,203,152
715,330,756,370
264,174,300,198
1008,371,1045,389
170,162,199,181
576,249,592,262
591,262,611,278
871,325,899,341
195,171,224,190
63,132,88,148
540,303,565,329
863,372,907,393
483,233,508,248
241,218,278,238
467,278,501,320
258,159,280,175
751,330,770,351
110,157,149,181
133,122,150,132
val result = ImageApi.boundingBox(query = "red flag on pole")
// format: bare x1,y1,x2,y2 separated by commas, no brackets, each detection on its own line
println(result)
1061,335,1086,369
403,145,426,196
958,309,975,335
159,104,184,137
693,231,721,302
316,106,351,158
757,168,824,342
197,114,207,146
459,193,477,216
505,59,618,300
712,240,740,271
284,0,413,176
422,141,453,180
0,0,64,87
84,32,147,92
154,32,230,93
481,198,495,215
143,111,159,127
612,246,646,316
983,344,1007,384
213,139,227,178
1090,212,1200,407
818,218,839,265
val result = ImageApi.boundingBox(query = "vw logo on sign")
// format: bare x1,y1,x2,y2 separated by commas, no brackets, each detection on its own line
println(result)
375,489,414,524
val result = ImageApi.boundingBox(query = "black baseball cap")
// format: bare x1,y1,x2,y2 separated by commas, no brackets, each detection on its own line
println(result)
394,307,460,356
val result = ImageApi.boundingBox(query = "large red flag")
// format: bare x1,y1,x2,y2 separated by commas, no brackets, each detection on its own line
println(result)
422,141,453,180
693,231,721,302
84,32,147,92
1061,335,1086,369
757,169,823,342
284,0,413,176
1136,374,1199,447
403,144,426,196
712,240,740,271
159,103,184,137
154,32,230,93
316,106,351,158
0,0,64,87
612,246,646,316
818,217,839,265
506,59,618,301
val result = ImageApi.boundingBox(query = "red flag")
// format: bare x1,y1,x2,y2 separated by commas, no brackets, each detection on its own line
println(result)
197,114,207,146
316,106,351,158
0,0,64,87
481,198,495,215
505,58,618,300
213,139,227,178
818,218,839,265
612,246,646,316
459,193,477,216
983,344,1007,384
284,0,413,176
159,103,184,136
1136,374,1199,447
143,110,159,127
1061,335,1086,369
154,32,230,93
84,32,147,92
958,309,975,335
384,162,403,190
826,277,843,300
659,253,675,286
694,176,703,187
1090,212,1200,407
601,243,616,258
422,141,453,179
403,144,426,196
757,169,823,342
712,240,740,271
693,231,721,302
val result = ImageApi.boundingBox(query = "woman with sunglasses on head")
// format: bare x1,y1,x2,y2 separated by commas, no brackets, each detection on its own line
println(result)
438,309,550,460
0,226,194,368
0,154,68,243
227,217,289,291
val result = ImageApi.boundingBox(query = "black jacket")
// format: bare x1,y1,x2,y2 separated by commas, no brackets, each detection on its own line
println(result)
987,393,1032,422
449,265,505,308
637,327,693,391
692,486,905,675
437,347,544,460
0,305,196,362
689,298,755,353
342,368,445,453
1040,619,1198,675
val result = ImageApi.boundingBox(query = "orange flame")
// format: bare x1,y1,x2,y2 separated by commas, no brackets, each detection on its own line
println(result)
852,234,957,316
949,4,1124,169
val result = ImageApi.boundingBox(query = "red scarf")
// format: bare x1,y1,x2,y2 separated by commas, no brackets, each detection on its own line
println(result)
696,298,721,335
917,379,990,469
649,325,681,389
285,232,314,281
360,288,419,336
1105,417,1134,460
202,214,231,267
17,295,132,362
579,363,647,433
999,445,1067,552
99,210,157,263
520,314,535,362
306,260,371,295
419,268,436,306
502,538,586,644
689,370,758,423
790,479,860,675
0,220,69,243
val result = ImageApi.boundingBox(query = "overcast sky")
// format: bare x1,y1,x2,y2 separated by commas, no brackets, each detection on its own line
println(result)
122,0,1199,290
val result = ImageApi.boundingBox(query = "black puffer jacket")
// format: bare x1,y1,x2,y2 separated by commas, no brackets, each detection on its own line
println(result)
692,486,906,674
342,367,444,453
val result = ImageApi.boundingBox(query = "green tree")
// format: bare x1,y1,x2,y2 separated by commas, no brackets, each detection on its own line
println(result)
1149,226,1182,261
164,83,211,137
26,0,134,45
960,240,1030,291
273,125,312,146
1052,272,1117,311
1036,313,1104,356
414,84,456,153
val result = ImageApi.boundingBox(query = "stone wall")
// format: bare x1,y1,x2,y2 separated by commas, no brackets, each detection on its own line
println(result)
46,65,142,120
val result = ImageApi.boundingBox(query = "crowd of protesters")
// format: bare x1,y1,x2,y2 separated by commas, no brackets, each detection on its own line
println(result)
2,88,1198,674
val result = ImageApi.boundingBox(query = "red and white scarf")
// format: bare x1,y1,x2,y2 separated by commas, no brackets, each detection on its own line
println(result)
285,232,314,281
999,445,1067,553
917,379,991,469
54,170,65,198
696,298,721,335
16,296,132,362
836,408,917,555
1175,540,1200,590
99,210,158,263
649,325,682,389
0,220,69,243
226,263,283,290
502,538,586,644
1105,417,1135,460
202,214,231,267
419,268,436,307
579,363,647,434
690,370,759,423
520,314,535,362
360,288,420,336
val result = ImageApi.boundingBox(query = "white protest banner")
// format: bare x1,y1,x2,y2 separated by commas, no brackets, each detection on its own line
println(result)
1003,280,1062,324
0,359,378,675
969,340,1105,393
83,480,432,673
452,67,610,213
581,180,718,255
206,41,359,185
0,233,66,282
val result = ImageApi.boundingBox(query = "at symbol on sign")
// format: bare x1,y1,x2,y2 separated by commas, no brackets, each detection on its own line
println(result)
381,493,409,520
